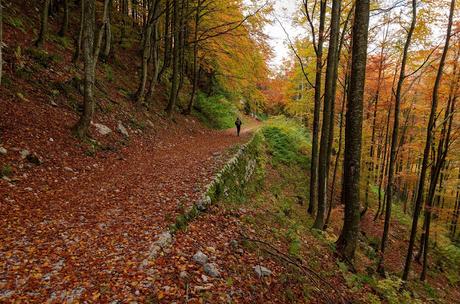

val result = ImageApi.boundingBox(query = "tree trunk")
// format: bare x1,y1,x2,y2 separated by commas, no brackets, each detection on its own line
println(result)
186,0,203,114
336,0,370,262
165,0,179,117
102,0,113,59
314,0,342,229
73,0,95,138
73,0,85,63
308,0,327,216
36,0,51,47
402,0,456,281
59,0,69,36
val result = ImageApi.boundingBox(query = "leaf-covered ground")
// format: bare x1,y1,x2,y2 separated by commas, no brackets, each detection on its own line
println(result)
0,88,257,302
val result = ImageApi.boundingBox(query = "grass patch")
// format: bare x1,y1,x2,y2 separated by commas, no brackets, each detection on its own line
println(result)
193,93,239,129
262,117,310,169
6,16,26,32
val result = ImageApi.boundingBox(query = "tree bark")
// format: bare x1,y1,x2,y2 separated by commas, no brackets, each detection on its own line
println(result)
36,0,51,47
165,0,180,117
336,0,370,262
307,0,327,216
314,0,342,230
73,0,95,138
73,0,85,63
59,0,69,36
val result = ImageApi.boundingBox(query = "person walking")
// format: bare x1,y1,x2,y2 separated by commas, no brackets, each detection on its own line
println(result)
235,117,242,136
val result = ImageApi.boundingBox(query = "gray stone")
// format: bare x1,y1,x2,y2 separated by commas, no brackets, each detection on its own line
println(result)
203,263,220,277
196,195,211,211
117,121,129,138
0,147,7,155
20,149,30,159
156,231,172,248
94,123,112,135
229,240,238,249
254,265,272,278
179,271,189,280
193,251,208,265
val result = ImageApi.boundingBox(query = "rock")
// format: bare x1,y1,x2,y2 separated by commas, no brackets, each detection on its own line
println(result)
20,149,30,159
24,187,33,191
2,176,12,182
49,138,54,142
156,231,172,248
94,123,112,136
229,240,238,249
203,263,220,278
64,167,73,172
50,100,58,107
196,195,211,211
0,147,7,155
254,265,272,278
206,246,216,254
201,274,208,282
193,251,208,265
117,121,129,138
179,271,189,280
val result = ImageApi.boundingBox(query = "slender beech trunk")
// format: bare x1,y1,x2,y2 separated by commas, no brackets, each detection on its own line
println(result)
314,0,342,229
186,0,203,114
402,0,456,281
336,0,370,262
375,104,391,220
36,0,51,47
363,29,387,218
147,18,161,102
59,0,69,36
165,0,180,117
308,0,327,216
103,0,112,59
378,0,417,275
73,0,95,138
158,0,171,80
325,67,349,229
137,0,160,104
73,0,85,63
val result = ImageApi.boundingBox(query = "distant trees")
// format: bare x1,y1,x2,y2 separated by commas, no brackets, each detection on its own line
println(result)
378,0,417,275
403,0,457,281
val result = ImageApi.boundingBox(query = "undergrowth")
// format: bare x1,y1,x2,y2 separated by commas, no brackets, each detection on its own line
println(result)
193,93,240,129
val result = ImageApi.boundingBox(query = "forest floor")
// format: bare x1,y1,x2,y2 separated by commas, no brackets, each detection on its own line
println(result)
0,94,259,302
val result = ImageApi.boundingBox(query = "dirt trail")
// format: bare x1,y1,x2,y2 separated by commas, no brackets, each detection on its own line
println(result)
0,119,258,302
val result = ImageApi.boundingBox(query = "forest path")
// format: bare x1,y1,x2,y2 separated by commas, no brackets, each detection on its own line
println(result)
0,119,259,302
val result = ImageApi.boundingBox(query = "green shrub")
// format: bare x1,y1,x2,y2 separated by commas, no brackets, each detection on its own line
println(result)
1,165,13,177
193,93,239,129
6,16,25,32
